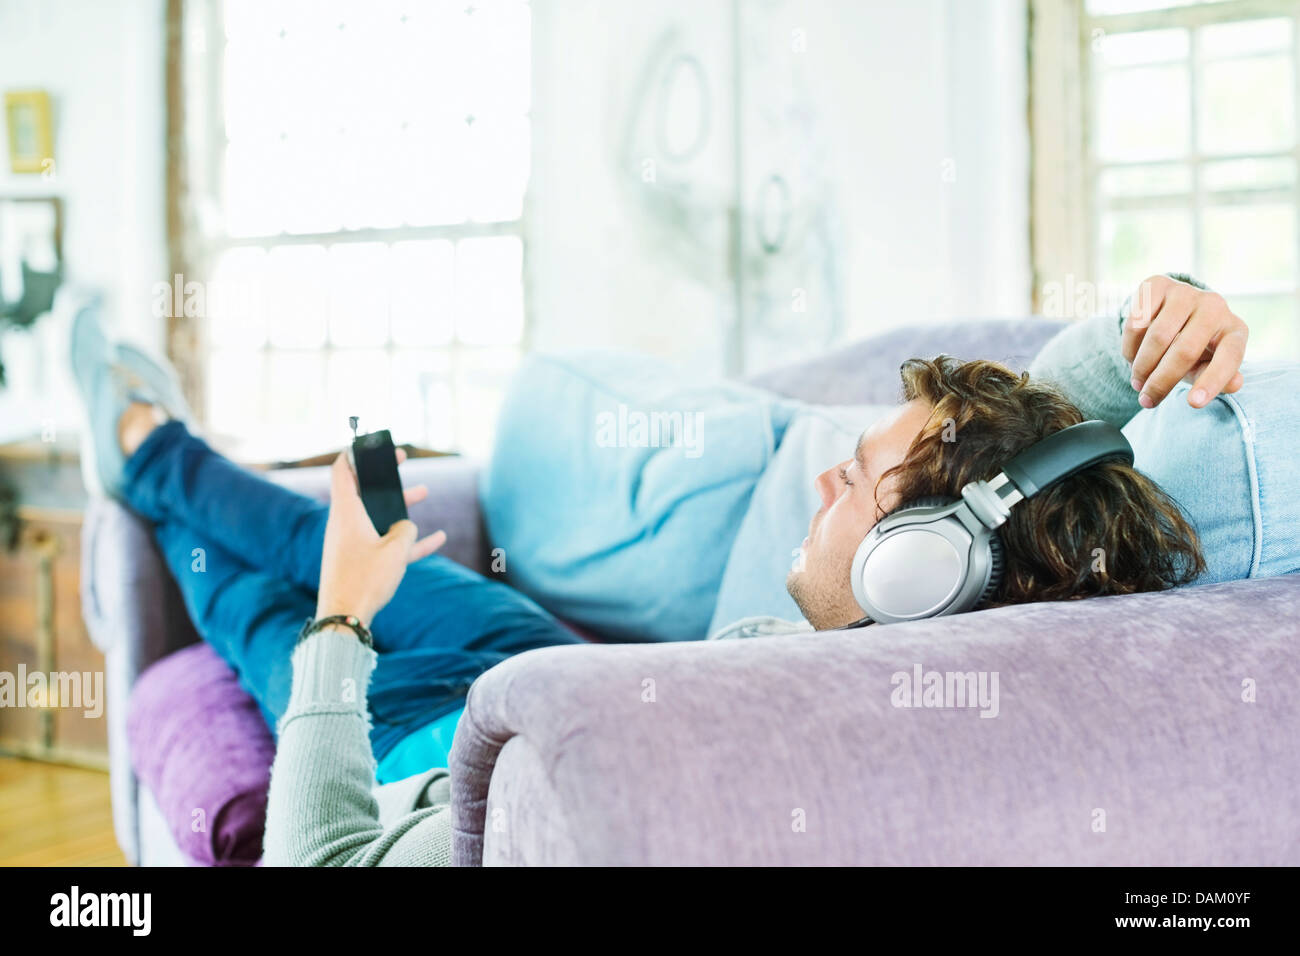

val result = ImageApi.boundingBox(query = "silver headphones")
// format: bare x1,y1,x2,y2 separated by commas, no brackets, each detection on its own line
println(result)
849,420,1134,625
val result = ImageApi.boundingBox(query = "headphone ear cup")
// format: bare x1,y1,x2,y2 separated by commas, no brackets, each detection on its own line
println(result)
855,495,964,621
975,532,1005,609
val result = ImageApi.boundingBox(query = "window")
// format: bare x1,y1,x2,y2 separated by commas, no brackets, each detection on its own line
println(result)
184,0,531,461
1032,0,1300,360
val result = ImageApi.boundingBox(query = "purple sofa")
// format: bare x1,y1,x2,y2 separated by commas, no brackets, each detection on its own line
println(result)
80,318,1300,865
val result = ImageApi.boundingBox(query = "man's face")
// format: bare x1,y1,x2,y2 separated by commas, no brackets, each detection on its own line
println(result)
787,398,933,630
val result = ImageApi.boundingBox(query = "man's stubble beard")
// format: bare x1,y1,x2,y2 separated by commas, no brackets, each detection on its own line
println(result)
787,561,863,631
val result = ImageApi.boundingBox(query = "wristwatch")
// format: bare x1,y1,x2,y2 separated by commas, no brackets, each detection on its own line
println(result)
297,614,374,648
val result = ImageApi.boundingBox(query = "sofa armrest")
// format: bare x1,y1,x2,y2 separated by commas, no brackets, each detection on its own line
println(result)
80,498,201,864
450,573,1300,865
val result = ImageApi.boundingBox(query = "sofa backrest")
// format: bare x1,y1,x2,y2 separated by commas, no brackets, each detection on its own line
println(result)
451,571,1300,865
747,317,1068,405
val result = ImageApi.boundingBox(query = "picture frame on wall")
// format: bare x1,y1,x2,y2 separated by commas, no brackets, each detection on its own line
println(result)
4,90,55,176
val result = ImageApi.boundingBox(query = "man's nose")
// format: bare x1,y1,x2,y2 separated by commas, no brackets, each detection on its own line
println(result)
814,467,837,508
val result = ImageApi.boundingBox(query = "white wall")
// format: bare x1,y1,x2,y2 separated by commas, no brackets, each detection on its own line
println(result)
0,0,165,438
526,0,738,373
527,0,1032,377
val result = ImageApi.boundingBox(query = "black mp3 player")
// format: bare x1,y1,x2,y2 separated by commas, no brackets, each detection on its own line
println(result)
350,423,408,536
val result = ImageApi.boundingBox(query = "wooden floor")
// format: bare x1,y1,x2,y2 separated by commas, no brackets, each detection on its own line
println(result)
0,756,126,866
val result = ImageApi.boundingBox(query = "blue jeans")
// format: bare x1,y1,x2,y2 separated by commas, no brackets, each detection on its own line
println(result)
122,421,580,779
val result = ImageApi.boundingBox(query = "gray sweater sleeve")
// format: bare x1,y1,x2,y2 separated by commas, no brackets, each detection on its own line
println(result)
1026,312,1140,430
1027,273,1208,429
262,629,453,867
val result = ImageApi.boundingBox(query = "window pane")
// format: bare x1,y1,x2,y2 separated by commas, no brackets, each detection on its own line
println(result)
461,1,532,118
390,240,455,347
223,39,286,142
221,0,530,235
1099,163,1191,197
455,347,520,459
266,246,329,348
389,118,531,227
265,350,328,452
1201,204,1296,290
1096,29,1187,68
328,243,390,347
1100,209,1195,286
208,247,268,348
1086,0,1200,14
207,348,265,439
334,123,406,232
394,120,472,227
1236,296,1300,360
1096,65,1189,161
1203,157,1296,193
1200,18,1292,59
1198,54,1294,155
225,140,291,238
455,236,524,345
325,349,393,443
391,350,454,450
278,133,345,235
463,116,531,223
223,0,278,41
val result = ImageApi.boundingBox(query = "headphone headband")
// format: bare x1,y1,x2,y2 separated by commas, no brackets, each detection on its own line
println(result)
999,420,1133,500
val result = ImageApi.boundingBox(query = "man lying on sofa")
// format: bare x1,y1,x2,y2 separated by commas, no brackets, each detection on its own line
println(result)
70,273,1277,865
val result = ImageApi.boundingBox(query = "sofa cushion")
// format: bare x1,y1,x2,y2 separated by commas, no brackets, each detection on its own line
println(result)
481,351,799,642
128,642,272,866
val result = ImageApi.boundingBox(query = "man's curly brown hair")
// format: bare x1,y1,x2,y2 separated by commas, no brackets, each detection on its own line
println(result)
877,355,1205,607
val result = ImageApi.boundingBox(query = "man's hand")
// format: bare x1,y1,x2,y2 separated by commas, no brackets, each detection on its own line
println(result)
1123,274,1248,410
316,450,446,629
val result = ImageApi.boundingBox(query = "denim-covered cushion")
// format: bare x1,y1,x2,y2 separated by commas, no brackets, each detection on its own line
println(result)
708,405,890,633
481,351,798,642
1124,362,1300,584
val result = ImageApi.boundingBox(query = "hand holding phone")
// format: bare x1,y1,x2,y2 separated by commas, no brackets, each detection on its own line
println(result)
318,448,445,628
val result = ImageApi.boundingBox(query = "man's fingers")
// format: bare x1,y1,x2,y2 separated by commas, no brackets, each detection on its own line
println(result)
1187,329,1248,408
1137,311,1216,408
1225,371,1245,394
1122,276,1170,363
381,518,418,547
403,484,429,507
1130,288,1196,392
410,529,447,562
395,447,408,465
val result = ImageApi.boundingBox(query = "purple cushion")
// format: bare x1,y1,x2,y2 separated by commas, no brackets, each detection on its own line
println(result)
128,643,273,866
